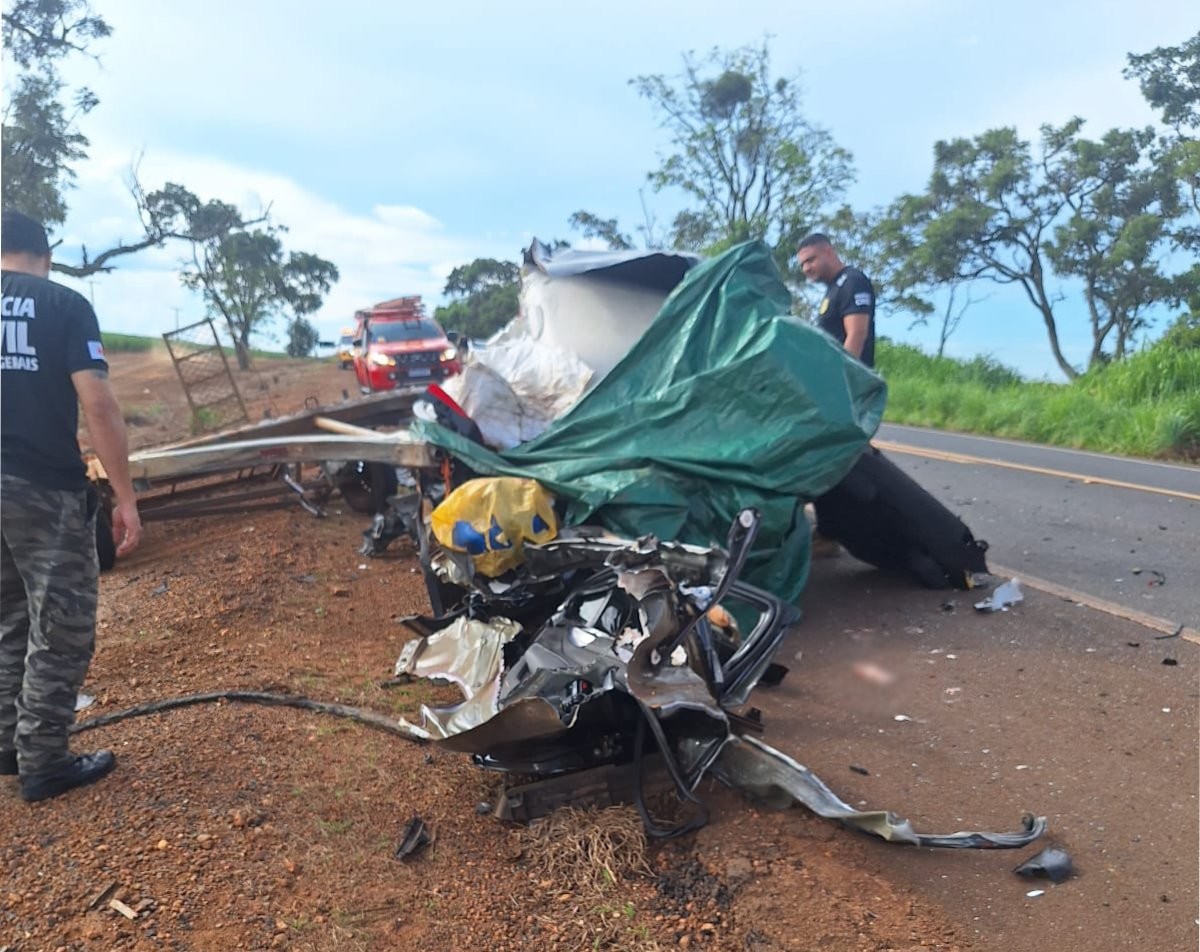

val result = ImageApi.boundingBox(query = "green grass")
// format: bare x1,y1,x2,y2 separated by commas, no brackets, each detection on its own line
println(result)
877,337,1200,461
102,331,160,353
101,329,303,360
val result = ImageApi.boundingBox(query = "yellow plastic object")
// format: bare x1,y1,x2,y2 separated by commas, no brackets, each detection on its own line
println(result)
431,477,558,577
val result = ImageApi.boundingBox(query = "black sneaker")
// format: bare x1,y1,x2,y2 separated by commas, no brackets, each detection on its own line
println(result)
0,750,16,776
20,751,116,802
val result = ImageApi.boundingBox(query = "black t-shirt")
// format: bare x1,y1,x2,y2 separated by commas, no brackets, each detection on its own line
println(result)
1,270,108,489
817,266,876,368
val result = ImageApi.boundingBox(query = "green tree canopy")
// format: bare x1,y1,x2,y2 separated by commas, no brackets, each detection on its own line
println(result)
285,317,320,358
631,39,854,271
1126,31,1200,315
2,0,110,227
1042,121,1182,363
1124,31,1200,132
433,257,519,341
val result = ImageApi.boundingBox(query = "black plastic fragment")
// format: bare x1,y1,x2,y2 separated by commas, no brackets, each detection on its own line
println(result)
758,663,789,687
1013,845,1074,883
849,765,870,776
394,816,433,860
1162,657,1179,666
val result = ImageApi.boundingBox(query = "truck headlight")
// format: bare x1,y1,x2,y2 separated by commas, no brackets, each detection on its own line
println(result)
440,346,458,361
369,351,395,367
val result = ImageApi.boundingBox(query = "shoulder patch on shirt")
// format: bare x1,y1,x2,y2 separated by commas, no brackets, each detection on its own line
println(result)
835,274,848,287
818,297,829,316
853,291,873,308
87,340,105,361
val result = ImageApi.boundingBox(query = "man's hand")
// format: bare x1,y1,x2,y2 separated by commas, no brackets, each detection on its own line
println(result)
73,368,142,561
110,496,142,557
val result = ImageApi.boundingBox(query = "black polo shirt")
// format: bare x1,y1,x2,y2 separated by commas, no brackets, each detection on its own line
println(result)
817,266,876,368
1,270,108,489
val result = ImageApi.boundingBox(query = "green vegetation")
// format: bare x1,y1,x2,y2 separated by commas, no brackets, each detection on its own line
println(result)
878,332,1200,460
101,331,159,353
100,329,298,361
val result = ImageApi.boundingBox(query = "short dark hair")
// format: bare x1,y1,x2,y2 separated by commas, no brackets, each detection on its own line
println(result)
797,232,832,252
1,210,51,257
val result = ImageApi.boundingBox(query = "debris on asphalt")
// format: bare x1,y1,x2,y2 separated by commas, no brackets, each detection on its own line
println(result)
75,693,95,712
1025,889,1046,898
852,660,897,686
1162,657,1179,666
849,765,871,776
974,578,1024,612
1145,570,1167,587
1014,845,1074,883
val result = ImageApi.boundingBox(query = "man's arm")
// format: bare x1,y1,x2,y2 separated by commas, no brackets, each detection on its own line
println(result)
842,312,870,360
72,368,142,557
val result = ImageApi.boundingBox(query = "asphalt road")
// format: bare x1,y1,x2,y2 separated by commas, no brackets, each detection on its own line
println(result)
874,423,1199,630
759,560,1198,952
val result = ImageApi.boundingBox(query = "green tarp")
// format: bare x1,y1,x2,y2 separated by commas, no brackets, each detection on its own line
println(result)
414,240,886,603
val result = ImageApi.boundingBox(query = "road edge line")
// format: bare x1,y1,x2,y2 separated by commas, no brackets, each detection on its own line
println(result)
875,440,1200,502
991,563,1199,646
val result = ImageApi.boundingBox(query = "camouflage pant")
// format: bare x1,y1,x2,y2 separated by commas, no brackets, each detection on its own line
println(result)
0,473,99,776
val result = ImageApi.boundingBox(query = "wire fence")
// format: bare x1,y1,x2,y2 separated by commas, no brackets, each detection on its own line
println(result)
162,318,248,433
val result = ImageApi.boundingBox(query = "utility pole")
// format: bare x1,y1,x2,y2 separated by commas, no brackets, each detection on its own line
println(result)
172,307,181,330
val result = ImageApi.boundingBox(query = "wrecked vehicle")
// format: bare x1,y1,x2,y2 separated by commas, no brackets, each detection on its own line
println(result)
393,504,1043,848
371,240,1036,847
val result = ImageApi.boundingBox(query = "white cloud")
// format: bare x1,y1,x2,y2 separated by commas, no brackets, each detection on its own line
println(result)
55,141,513,348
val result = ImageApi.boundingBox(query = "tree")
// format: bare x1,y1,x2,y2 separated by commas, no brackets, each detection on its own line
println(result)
285,317,319,358
182,225,339,370
1125,32,1200,315
2,1,262,277
433,257,519,341
1042,121,1182,363
568,211,633,250
2,0,109,227
896,127,1085,378
631,40,854,271
1124,31,1200,132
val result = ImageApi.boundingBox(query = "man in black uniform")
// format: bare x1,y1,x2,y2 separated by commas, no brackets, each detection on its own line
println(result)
1,210,142,802
796,232,877,557
796,232,876,367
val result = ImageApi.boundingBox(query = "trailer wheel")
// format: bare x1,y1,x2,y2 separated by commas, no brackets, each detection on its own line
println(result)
96,505,117,571
335,461,398,515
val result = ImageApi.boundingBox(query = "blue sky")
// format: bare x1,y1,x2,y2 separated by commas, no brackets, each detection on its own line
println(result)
41,0,1196,379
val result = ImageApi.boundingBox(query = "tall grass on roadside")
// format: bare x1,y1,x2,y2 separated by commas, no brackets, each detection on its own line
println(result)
878,337,1200,460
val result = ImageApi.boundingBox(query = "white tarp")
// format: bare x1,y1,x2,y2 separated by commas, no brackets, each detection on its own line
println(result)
441,242,700,450
441,315,594,449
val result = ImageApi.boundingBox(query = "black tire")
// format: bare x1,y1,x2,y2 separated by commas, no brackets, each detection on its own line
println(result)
95,505,117,572
335,461,398,515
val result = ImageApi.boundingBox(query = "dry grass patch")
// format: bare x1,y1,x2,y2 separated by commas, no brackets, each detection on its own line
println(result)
520,805,652,894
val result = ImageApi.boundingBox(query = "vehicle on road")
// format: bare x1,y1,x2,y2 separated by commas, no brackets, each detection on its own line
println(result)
335,328,356,369
351,297,461,392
